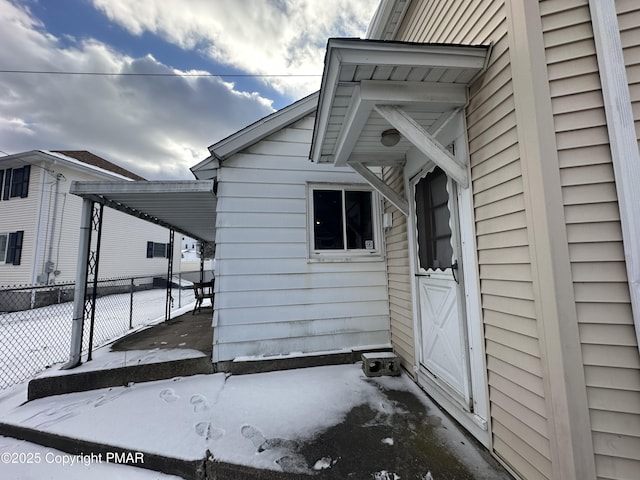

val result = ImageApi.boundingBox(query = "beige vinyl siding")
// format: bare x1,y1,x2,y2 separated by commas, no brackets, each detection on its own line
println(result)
397,1,554,478
0,165,44,286
541,1,640,478
214,115,390,362
382,165,415,375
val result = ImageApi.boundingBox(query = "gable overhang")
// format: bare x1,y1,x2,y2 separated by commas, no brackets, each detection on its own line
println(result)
310,39,490,214
191,92,319,181
209,92,318,161
69,180,217,243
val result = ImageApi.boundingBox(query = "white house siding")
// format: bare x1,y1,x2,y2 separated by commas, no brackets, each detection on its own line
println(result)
382,165,415,376
0,164,44,286
540,1,640,478
13,163,177,286
396,1,554,478
213,115,390,362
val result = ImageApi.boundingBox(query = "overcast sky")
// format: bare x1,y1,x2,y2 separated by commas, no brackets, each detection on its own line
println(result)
0,0,379,179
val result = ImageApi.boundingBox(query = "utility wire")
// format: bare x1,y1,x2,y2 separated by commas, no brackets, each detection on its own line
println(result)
0,69,321,77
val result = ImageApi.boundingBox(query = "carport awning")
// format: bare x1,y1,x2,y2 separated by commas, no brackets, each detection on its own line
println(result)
69,180,217,243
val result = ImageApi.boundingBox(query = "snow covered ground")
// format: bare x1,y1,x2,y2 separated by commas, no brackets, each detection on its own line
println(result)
0,364,508,479
0,287,196,390
0,437,182,480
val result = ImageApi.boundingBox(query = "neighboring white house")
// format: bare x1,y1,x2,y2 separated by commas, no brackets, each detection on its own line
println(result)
180,235,214,277
0,150,180,287
191,92,391,364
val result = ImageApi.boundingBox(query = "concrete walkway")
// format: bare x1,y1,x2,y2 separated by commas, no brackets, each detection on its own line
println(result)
0,308,513,480
1,363,512,480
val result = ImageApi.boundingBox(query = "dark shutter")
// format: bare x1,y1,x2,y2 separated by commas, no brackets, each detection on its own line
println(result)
20,165,30,198
3,168,11,200
146,241,154,258
7,231,23,265
0,170,4,201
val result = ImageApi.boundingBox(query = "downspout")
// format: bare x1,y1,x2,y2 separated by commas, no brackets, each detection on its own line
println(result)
32,163,49,285
589,0,640,357
44,173,62,283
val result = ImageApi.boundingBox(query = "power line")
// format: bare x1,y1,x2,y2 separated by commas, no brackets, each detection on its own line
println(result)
0,69,321,78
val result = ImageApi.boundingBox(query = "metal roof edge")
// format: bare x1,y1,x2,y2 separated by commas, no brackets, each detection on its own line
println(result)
0,150,135,181
69,179,215,196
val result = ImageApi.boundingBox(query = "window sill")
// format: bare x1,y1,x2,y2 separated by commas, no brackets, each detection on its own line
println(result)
308,252,384,263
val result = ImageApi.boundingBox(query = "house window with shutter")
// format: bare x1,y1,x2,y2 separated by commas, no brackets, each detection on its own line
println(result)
0,231,24,265
0,165,31,200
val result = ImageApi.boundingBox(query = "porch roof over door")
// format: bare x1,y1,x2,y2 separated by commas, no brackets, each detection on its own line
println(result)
309,38,490,214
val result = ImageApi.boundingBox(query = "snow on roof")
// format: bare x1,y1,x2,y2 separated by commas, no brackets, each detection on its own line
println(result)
43,150,146,181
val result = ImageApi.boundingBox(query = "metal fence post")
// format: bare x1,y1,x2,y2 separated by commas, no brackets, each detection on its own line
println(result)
129,277,134,329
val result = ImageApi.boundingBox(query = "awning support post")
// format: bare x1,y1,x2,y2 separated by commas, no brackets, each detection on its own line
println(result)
86,203,104,361
62,198,93,369
165,229,175,322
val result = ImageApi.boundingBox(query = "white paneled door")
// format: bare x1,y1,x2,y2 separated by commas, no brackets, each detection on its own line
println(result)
413,166,472,409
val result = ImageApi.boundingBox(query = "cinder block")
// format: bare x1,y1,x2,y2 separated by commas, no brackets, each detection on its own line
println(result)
361,352,401,377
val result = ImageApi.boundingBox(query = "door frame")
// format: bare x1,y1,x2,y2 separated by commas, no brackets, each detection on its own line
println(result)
403,114,490,447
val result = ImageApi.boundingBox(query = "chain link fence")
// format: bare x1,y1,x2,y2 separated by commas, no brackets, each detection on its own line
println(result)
0,271,202,391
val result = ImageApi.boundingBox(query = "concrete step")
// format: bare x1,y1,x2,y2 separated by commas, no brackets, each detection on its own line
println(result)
0,422,305,480
27,356,214,401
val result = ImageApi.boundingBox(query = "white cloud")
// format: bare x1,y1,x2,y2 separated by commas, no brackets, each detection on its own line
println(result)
91,0,379,98
0,0,277,179
0,0,379,179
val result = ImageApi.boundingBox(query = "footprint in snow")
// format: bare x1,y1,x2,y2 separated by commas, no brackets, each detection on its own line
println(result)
94,389,128,408
241,424,266,449
159,388,180,403
190,394,210,412
195,422,225,440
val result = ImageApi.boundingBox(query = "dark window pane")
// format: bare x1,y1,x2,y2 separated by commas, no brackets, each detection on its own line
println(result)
313,190,344,250
435,238,453,269
153,242,166,258
345,191,373,249
415,167,453,270
433,205,450,238
10,167,23,198
430,172,448,206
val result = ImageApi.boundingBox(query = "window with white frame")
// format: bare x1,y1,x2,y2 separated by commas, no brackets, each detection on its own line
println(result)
308,184,380,259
